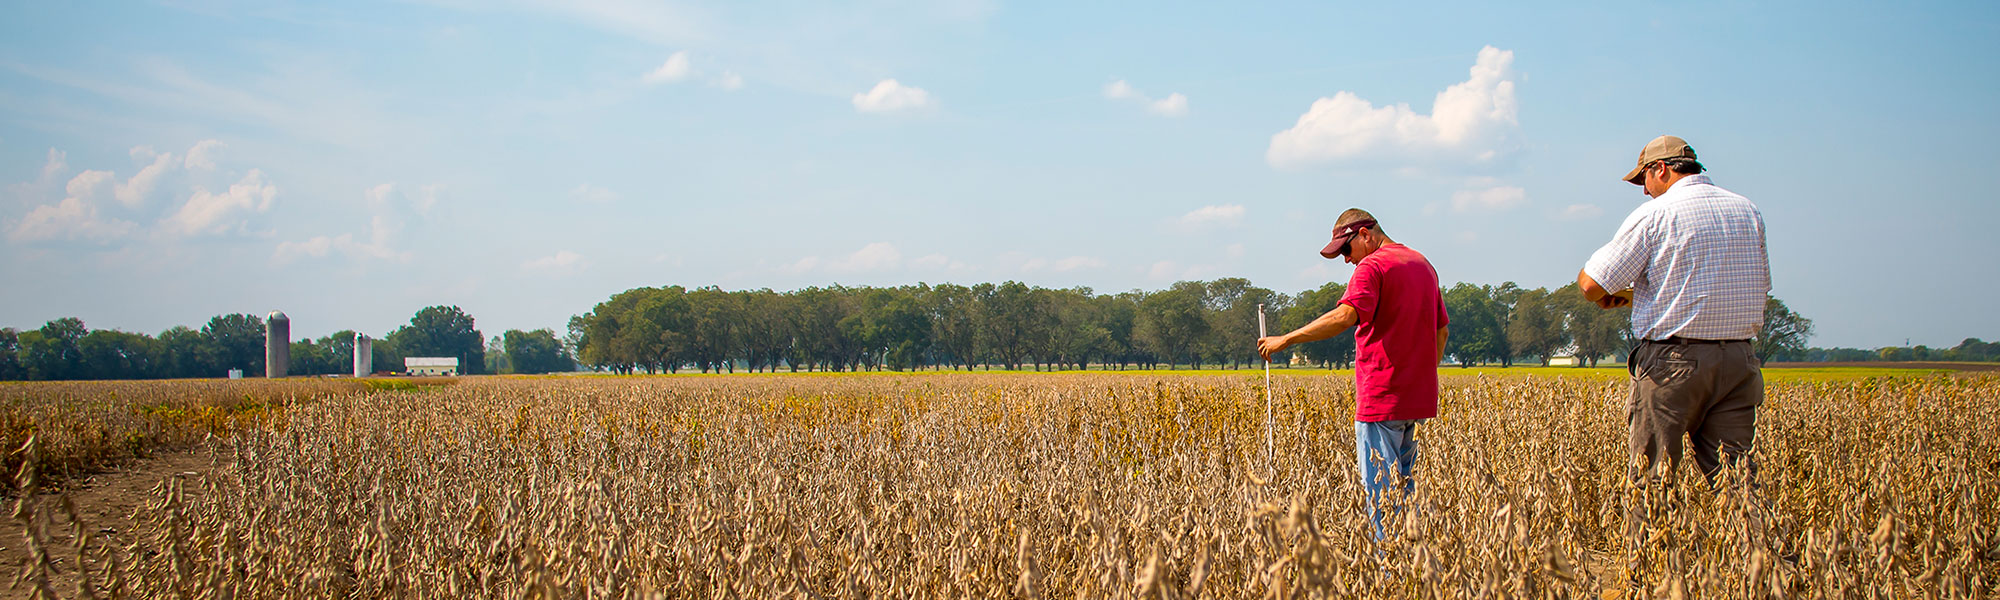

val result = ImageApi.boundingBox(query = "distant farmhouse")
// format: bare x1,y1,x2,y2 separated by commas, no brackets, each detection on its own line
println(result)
405,357,460,376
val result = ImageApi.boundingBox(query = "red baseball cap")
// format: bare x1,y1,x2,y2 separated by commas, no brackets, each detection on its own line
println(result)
1319,219,1376,259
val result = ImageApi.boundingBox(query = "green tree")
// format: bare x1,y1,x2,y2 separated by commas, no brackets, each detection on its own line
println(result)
1950,338,1998,362
925,283,980,370
1098,293,1142,369
288,337,342,376
1489,282,1523,366
81,329,159,379
504,329,571,374
1506,288,1567,366
1046,287,1110,370
156,326,210,378
1136,283,1210,369
1556,283,1630,367
24,317,89,380
850,288,930,371
686,287,743,373
1753,296,1814,362
388,306,486,374
1441,283,1500,367
978,281,1044,370
1281,282,1355,369
0,328,21,380
202,313,266,376
1204,278,1283,370
737,289,794,372
485,335,511,374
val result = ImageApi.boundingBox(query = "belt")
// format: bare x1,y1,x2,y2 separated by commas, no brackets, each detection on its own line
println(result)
1644,336,1750,345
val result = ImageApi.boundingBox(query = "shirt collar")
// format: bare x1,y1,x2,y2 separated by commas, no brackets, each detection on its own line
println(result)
1667,173,1712,193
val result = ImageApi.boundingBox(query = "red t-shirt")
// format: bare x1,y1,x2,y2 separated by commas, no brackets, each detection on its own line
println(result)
1338,243,1448,422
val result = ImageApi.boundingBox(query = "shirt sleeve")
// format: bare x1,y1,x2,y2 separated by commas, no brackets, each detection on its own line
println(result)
1583,208,1654,293
1339,262,1379,323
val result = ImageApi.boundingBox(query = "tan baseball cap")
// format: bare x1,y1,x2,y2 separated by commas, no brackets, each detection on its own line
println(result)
1622,135,1698,184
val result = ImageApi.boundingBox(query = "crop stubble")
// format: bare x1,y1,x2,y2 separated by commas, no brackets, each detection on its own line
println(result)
8,373,1998,598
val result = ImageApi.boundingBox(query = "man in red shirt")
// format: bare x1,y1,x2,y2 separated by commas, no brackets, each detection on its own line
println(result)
1258,208,1449,539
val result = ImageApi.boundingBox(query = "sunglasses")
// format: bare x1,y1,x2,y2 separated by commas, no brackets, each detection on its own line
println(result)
1336,227,1368,259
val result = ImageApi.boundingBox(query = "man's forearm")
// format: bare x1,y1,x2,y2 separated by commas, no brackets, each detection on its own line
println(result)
1284,304,1358,346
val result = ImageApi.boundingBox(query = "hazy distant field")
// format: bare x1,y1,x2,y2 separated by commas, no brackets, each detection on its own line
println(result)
4,370,1995,598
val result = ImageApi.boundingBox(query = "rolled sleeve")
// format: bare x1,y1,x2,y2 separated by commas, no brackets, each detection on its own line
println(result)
1583,210,1653,292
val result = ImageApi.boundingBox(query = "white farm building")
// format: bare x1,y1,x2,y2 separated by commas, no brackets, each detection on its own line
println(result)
404,357,460,376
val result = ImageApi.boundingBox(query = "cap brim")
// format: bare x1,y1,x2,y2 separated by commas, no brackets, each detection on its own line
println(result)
1319,233,1355,259
1622,164,1646,185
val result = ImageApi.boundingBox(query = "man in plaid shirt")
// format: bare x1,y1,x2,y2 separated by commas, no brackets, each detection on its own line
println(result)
1577,135,1771,484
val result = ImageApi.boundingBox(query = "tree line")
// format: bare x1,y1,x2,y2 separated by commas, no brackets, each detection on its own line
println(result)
0,306,572,381
566,280,1820,373
1776,339,2000,363
1,279,1846,381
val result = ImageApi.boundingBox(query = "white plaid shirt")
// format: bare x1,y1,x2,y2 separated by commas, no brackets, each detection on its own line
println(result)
1584,174,1770,341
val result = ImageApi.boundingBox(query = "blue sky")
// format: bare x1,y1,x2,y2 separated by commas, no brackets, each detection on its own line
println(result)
3,1,1996,349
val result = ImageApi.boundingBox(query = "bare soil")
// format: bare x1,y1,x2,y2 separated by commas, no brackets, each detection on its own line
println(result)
0,448,221,599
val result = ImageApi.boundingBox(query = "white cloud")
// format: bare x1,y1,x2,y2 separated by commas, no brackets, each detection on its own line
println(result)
1296,263,1339,283
834,241,901,271
183,139,224,171
8,170,135,242
1559,203,1604,220
1267,46,1518,169
1179,204,1246,226
115,149,175,208
523,250,587,272
713,71,743,90
40,148,67,181
643,51,694,84
162,169,277,236
569,184,619,204
786,242,907,274
1017,255,1103,273
1104,80,1138,100
1145,260,1213,281
1051,256,1106,272
852,79,935,114
1456,231,1480,244
412,184,444,213
1225,243,1246,259
274,215,407,263
364,182,443,214
66,169,113,200
1103,80,1189,117
911,253,973,273
365,183,396,207
1450,184,1526,213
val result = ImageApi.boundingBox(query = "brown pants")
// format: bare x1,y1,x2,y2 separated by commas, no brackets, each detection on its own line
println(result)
1626,339,1764,482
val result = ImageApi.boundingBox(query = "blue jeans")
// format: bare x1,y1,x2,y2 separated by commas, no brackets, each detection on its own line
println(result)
1355,419,1421,540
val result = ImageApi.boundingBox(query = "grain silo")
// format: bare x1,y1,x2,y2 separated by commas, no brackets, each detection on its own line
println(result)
353,332,373,377
266,310,289,378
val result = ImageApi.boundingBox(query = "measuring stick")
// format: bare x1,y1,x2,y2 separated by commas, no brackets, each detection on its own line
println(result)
1258,304,1272,464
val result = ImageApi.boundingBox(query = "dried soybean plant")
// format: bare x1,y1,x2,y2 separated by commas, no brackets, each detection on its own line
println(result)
23,372,2000,598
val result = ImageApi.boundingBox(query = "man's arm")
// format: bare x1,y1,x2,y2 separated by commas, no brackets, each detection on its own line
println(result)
1577,269,1631,309
1257,304,1359,361
1436,326,1449,364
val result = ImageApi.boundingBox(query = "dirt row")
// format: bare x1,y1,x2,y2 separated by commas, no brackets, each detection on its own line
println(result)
0,449,216,599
